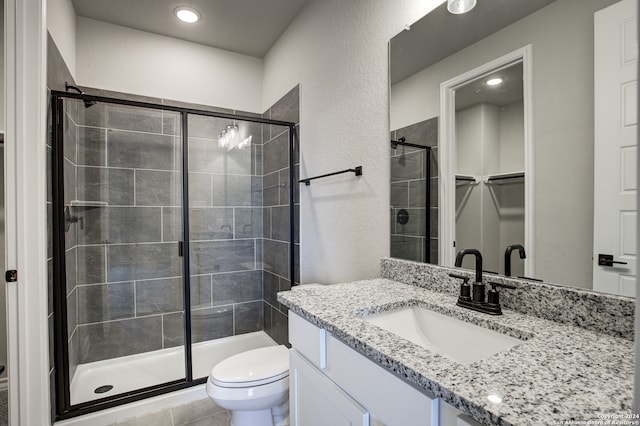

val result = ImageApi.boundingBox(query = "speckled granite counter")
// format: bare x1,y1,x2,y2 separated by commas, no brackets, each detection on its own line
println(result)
278,278,634,426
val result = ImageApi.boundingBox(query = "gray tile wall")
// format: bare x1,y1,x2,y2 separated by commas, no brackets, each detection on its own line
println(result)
65,103,274,365
183,114,265,352
57,92,300,365
261,86,300,347
390,117,439,264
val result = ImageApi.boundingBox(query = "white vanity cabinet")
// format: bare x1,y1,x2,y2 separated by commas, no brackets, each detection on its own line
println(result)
288,312,483,426
290,350,369,425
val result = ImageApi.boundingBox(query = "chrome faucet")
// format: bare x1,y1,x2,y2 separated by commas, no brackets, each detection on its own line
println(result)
504,244,526,277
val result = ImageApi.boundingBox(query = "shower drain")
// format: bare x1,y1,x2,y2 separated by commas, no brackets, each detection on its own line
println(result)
94,385,114,394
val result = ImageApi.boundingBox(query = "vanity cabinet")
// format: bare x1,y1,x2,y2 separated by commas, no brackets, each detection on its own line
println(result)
288,312,481,426
290,350,369,426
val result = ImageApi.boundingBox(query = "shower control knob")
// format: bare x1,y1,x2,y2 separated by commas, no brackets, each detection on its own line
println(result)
397,209,410,225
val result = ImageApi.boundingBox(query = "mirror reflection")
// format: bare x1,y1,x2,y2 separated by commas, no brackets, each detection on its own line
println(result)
389,0,637,296
455,61,525,278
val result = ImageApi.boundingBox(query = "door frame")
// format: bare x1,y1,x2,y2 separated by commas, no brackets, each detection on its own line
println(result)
5,0,51,423
439,45,534,276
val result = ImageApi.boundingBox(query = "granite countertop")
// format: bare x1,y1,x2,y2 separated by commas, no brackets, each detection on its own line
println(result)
278,278,634,426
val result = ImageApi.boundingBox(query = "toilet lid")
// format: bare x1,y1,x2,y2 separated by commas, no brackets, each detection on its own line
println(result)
211,345,289,387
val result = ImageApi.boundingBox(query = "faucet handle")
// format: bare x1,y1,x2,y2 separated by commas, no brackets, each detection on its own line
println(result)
488,282,516,290
449,272,470,283
487,282,516,306
449,273,471,301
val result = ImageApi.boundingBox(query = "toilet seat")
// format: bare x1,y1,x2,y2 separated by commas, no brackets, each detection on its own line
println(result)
210,345,289,388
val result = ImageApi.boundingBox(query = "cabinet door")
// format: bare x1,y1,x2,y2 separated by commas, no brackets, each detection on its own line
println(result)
290,349,369,426
439,399,483,426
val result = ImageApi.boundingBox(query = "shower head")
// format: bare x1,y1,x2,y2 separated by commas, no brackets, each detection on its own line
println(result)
390,136,406,149
65,81,96,108
65,81,83,94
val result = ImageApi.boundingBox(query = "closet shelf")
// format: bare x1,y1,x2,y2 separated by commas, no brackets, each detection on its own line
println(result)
484,171,525,185
455,174,479,186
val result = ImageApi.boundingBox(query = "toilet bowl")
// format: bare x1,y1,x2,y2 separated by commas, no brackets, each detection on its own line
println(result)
206,345,289,426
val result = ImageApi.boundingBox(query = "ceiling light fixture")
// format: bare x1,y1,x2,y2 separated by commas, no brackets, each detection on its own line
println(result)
218,123,239,149
175,7,200,23
486,77,503,86
447,0,477,14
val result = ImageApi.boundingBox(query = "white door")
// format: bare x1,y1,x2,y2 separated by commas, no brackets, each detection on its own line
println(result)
593,0,638,296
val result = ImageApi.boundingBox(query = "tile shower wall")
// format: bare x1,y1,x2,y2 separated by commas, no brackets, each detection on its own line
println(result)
65,100,186,364
390,117,438,264
179,113,266,349
261,86,300,347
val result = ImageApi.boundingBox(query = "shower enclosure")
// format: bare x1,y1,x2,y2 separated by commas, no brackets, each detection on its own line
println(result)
390,117,438,264
51,91,296,419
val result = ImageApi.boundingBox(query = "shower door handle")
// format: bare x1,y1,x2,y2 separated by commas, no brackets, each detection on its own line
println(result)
178,241,184,257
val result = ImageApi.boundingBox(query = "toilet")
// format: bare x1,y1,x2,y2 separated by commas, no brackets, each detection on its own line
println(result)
206,345,290,426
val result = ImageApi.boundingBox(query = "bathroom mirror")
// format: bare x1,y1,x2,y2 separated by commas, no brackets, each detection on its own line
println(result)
389,0,637,296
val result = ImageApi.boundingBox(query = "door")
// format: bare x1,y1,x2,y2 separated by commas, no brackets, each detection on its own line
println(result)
53,98,187,407
593,0,638,296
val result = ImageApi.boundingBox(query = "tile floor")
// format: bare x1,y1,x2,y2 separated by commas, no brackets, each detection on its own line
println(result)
111,397,230,426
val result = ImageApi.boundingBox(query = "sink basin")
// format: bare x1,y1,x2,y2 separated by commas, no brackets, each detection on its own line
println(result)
363,306,523,365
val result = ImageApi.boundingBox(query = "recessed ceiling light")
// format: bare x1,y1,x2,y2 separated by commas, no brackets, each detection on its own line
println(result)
486,77,503,86
447,0,477,14
175,7,200,23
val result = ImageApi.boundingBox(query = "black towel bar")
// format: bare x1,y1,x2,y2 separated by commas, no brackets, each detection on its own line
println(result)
300,166,363,186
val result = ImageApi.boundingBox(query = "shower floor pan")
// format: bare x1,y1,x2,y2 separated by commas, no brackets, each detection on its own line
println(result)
70,331,277,405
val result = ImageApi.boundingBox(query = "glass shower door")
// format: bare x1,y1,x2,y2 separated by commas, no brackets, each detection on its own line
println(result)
186,114,265,378
186,114,293,378
59,98,187,405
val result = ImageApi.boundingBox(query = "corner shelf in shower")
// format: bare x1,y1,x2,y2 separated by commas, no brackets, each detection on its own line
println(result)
70,200,108,207
484,171,525,185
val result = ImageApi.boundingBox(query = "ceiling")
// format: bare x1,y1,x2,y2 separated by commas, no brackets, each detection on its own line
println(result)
390,0,557,85
454,62,523,110
71,0,313,58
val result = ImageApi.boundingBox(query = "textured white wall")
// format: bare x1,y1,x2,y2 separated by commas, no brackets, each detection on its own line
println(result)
47,0,76,77
76,17,264,113
262,0,444,284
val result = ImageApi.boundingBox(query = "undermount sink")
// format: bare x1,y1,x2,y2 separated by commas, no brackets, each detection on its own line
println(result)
363,306,523,365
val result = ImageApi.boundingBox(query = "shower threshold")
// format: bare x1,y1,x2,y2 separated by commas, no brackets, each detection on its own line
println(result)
70,331,277,405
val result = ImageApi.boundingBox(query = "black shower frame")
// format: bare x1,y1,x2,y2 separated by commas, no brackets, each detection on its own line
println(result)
391,139,432,263
51,91,298,420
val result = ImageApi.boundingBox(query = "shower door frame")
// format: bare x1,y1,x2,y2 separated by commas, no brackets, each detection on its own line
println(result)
50,91,297,420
